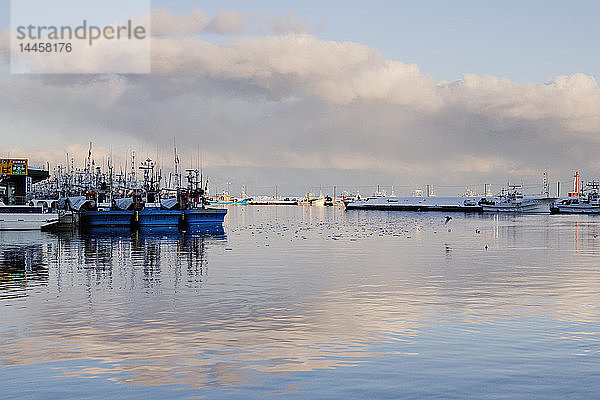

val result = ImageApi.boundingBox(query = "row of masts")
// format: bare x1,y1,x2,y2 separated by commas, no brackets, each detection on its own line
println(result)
33,143,208,199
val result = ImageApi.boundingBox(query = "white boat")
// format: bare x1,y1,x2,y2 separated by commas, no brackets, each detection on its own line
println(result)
551,172,600,214
552,193,600,214
480,187,553,213
299,192,325,206
0,201,59,230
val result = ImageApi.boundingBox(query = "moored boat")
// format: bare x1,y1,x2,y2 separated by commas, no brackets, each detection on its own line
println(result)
480,186,553,213
0,201,59,230
136,205,182,227
183,207,227,225
551,193,600,214
550,172,600,214
180,169,227,230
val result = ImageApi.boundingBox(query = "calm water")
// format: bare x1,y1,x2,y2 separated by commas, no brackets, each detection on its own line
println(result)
1,206,599,399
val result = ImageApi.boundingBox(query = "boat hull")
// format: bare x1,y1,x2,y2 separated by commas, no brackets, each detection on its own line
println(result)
82,210,134,227
0,212,59,230
136,209,182,227
552,205,600,214
482,198,553,213
183,208,227,226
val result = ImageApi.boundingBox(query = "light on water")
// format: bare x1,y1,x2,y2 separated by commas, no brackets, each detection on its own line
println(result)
1,207,600,399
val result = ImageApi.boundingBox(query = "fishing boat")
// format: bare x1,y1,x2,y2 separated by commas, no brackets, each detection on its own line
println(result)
299,191,325,206
183,207,227,225
208,191,235,205
552,192,600,214
131,158,182,228
480,186,553,213
135,201,182,227
551,172,600,214
81,192,134,227
180,169,227,230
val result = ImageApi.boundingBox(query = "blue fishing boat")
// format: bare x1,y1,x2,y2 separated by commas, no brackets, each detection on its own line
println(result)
135,204,182,227
81,190,134,228
132,159,183,228
183,207,227,226
82,210,134,227
180,171,227,230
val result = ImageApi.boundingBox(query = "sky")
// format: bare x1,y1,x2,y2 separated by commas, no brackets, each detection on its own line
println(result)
1,1,600,195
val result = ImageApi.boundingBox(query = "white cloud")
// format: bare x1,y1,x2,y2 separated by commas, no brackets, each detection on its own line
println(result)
151,8,208,36
151,9,315,36
1,13,600,193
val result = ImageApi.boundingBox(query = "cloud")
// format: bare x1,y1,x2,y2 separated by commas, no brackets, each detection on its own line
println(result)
151,8,208,36
151,34,440,110
151,9,315,37
1,19,600,194
268,12,315,34
205,10,247,34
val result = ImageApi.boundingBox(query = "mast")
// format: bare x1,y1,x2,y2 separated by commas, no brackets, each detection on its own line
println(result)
130,151,136,189
173,137,180,190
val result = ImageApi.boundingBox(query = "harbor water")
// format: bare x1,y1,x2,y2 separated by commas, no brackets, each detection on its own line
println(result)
1,206,599,399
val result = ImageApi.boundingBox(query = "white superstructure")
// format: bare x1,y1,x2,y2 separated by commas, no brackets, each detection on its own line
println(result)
0,202,59,230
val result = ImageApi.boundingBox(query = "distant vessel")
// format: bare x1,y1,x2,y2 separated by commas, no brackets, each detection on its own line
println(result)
552,192,600,214
551,172,600,214
208,191,235,205
480,185,553,213
299,191,325,206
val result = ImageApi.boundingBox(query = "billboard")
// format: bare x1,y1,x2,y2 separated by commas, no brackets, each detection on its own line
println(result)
0,159,28,176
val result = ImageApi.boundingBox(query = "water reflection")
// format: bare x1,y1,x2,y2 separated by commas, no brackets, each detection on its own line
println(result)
0,241,49,300
0,210,600,398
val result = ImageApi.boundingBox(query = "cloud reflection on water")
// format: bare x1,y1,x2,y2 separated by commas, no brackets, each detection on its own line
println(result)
1,210,600,393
